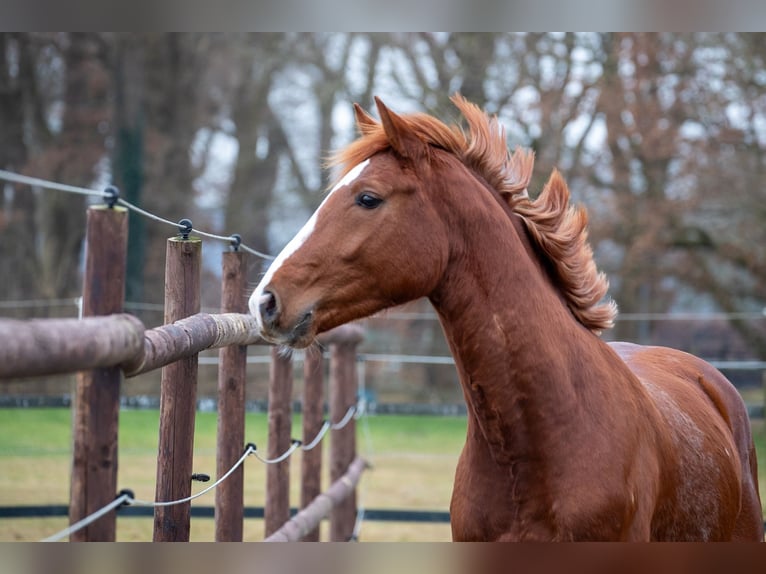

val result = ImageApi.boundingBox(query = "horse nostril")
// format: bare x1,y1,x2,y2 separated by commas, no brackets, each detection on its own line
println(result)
259,290,279,326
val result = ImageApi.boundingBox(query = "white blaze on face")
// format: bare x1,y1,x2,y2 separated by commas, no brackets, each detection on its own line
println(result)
249,159,371,330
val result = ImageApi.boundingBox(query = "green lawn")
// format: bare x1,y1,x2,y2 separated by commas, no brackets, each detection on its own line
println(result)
0,409,764,542
0,408,469,456
0,408,466,542
754,419,766,502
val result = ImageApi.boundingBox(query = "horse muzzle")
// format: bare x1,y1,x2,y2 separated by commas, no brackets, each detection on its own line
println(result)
253,289,316,348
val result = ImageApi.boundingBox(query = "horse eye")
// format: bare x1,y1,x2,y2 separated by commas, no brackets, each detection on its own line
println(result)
355,192,383,209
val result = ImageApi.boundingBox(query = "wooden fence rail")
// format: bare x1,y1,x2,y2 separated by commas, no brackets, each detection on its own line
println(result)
0,313,362,380
0,204,367,542
0,314,144,378
264,456,369,542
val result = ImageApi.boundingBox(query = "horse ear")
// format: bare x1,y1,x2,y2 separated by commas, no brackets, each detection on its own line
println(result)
353,103,378,135
375,96,423,160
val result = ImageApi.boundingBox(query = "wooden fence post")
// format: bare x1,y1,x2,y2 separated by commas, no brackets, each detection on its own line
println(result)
329,332,362,541
301,350,325,541
153,235,201,542
264,348,294,537
215,250,248,541
69,205,128,541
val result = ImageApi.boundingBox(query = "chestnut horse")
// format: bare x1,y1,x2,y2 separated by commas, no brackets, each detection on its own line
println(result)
249,95,763,541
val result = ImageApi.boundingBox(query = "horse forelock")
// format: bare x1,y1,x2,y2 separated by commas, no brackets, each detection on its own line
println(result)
329,94,617,332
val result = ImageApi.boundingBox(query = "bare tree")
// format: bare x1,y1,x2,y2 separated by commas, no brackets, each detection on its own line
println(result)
137,34,206,307
0,34,39,311
590,33,766,355
17,34,111,304
112,32,146,304
222,33,290,266
2,32,763,364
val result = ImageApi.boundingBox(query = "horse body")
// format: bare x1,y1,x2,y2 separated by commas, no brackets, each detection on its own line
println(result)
427,171,753,540
615,342,764,541
249,94,763,541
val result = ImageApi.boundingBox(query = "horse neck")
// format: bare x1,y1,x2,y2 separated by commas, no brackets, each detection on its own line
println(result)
428,178,607,464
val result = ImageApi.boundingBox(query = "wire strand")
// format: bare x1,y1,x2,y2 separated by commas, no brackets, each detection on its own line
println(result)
36,360,368,541
331,405,357,430
115,197,180,229
299,399,364,453
301,421,331,451
0,169,104,198
129,445,255,507
116,198,272,260
252,440,302,464
40,445,256,542
40,493,132,542
0,169,274,260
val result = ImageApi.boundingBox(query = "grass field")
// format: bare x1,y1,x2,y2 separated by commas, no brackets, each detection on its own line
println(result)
0,408,764,542
0,408,466,542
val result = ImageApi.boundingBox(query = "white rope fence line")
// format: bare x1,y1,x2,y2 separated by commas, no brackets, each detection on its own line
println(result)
131,445,257,509
252,440,302,465
40,445,255,542
0,169,105,198
290,402,365,454
302,421,332,451
40,493,131,542
2,169,370,541
40,398,366,542
0,169,274,260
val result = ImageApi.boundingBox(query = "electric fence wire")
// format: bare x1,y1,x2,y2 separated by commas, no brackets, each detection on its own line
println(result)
39,396,366,542
0,169,274,260
2,169,374,542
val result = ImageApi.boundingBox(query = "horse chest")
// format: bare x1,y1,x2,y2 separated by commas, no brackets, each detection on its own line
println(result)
450,441,569,541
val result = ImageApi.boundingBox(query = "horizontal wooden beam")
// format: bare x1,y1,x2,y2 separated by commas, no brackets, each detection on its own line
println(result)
0,312,365,380
123,313,263,377
264,456,369,542
124,314,363,377
0,314,144,378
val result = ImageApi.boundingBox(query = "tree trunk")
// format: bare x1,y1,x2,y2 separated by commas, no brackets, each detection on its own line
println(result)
113,33,146,304
37,33,110,300
0,34,40,311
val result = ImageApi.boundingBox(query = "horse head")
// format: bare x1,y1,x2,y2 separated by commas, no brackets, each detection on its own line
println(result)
249,97,451,347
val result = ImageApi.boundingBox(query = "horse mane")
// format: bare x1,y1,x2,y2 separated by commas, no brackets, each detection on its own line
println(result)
330,94,617,332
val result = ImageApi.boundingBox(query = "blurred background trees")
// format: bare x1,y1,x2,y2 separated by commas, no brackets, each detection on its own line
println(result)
1,33,764,400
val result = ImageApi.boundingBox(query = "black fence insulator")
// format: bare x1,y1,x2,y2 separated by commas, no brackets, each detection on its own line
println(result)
177,218,193,240
117,489,134,507
103,186,119,209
